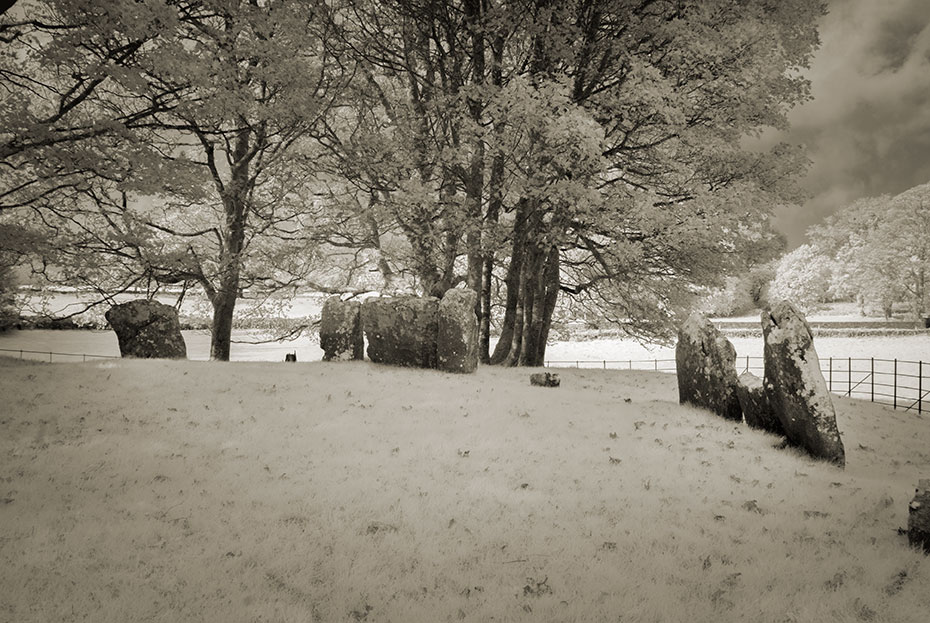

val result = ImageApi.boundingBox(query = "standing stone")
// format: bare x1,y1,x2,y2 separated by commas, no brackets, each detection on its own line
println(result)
762,300,845,467
437,288,479,373
675,313,742,421
908,479,930,554
362,296,439,368
736,371,785,435
105,300,186,359
320,297,363,361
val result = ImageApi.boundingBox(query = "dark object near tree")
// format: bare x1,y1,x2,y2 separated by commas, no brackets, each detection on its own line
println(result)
320,298,364,361
762,300,845,467
362,296,439,368
736,371,785,435
675,313,742,421
437,288,479,373
105,300,186,359
908,479,930,554
530,372,560,388
284,352,296,362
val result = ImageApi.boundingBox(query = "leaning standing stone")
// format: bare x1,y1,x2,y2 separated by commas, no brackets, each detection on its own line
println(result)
762,300,845,467
736,371,785,435
437,288,479,373
908,479,930,554
675,313,742,421
362,296,439,368
105,299,187,359
320,297,363,361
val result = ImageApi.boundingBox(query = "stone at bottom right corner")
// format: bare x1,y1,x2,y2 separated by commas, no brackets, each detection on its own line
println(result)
908,480,930,554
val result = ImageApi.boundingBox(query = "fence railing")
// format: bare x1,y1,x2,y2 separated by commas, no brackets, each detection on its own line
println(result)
544,356,928,414
0,347,118,363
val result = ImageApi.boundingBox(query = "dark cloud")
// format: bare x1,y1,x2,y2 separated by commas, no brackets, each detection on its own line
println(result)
772,0,930,245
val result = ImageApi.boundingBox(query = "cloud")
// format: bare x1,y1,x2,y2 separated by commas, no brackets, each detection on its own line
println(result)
774,0,930,245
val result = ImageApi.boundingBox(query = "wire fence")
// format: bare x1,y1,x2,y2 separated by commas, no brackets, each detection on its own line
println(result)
0,347,118,363
3,347,925,414
544,356,928,414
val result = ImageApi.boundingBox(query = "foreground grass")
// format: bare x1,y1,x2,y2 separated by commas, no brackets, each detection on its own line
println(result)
1,357,928,623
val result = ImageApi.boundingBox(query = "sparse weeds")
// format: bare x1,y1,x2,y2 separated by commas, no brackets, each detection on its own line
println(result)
0,359,928,622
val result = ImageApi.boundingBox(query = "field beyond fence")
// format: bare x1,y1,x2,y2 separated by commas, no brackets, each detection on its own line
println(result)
546,356,928,414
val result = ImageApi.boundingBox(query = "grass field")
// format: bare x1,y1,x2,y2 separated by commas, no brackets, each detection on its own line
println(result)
1,357,928,622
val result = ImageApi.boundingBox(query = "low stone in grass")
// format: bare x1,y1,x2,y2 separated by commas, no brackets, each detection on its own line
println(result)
105,299,186,359
736,371,784,435
437,288,478,373
320,297,363,361
908,479,930,554
675,313,742,421
530,372,560,387
762,300,845,467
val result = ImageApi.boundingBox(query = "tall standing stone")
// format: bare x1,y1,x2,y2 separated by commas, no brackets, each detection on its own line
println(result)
320,297,363,361
437,288,478,373
762,300,845,467
675,313,742,421
362,296,439,368
105,300,187,359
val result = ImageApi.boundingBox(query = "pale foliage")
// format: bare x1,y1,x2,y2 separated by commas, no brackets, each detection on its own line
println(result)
770,244,834,312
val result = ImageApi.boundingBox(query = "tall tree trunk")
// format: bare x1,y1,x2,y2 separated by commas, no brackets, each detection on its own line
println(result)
208,127,250,361
464,0,485,298
478,32,505,364
210,276,238,361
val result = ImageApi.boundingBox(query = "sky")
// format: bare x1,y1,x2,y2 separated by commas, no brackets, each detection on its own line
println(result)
772,0,930,246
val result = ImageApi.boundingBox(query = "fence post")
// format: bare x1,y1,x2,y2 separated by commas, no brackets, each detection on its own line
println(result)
920,361,924,415
655,359,658,371
829,357,833,392
894,359,897,409
848,357,852,397
745,355,749,373
871,357,874,403
48,351,52,363
603,360,606,369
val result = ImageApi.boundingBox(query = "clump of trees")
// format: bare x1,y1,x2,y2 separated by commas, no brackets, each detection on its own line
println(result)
773,184,930,319
2,0,825,361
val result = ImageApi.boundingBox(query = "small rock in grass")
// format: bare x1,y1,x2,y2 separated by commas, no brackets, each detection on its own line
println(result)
530,372,560,387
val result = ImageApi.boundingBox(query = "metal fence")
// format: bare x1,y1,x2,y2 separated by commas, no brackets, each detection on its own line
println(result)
0,347,118,363
545,356,928,414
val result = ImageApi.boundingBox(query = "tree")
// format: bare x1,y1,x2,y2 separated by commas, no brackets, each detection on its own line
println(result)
769,243,834,313
326,0,820,364
3,0,350,359
808,186,930,319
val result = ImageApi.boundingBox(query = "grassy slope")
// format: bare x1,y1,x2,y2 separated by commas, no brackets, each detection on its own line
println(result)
1,358,928,623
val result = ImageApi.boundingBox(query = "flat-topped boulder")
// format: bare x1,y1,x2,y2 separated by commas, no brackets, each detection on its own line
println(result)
675,312,742,421
362,296,439,368
320,297,364,361
105,300,186,359
736,371,784,435
437,288,478,373
762,300,845,467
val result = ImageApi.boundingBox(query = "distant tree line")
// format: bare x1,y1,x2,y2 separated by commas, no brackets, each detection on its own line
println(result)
1,0,824,360
769,182,930,319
